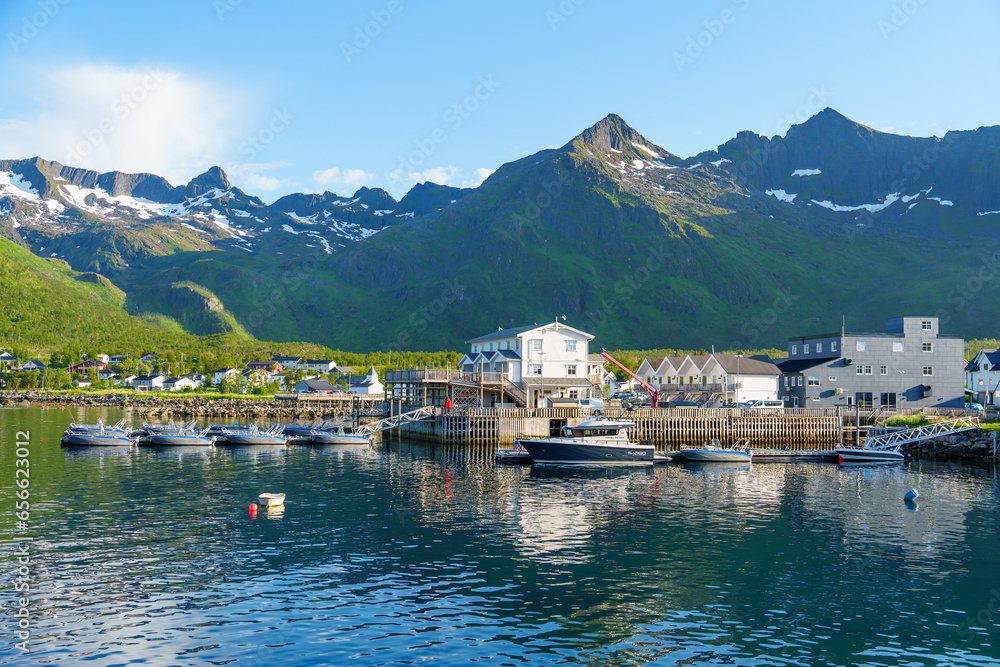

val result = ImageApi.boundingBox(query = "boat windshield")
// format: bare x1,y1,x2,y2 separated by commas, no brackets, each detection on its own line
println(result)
569,428,622,437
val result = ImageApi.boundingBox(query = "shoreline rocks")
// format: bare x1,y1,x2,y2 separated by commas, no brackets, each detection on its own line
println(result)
912,430,999,463
0,391,351,419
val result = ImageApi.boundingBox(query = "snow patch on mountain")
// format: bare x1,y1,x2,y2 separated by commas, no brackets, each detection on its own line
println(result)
766,189,797,203
791,169,821,177
811,193,901,213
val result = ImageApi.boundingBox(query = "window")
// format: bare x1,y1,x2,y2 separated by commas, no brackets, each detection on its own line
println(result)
923,343,933,352
857,341,866,351
857,366,864,375
807,376,820,386
855,392,874,409
893,342,904,352
797,376,803,386
865,365,873,375
531,340,542,351
515,340,520,350
791,344,798,355
812,396,820,402
566,340,577,352
566,365,577,376
922,320,932,331
784,376,789,388
880,366,887,376
923,367,934,376
816,343,823,353
569,390,578,399
804,344,810,354
880,393,898,408
530,364,542,375
831,342,838,352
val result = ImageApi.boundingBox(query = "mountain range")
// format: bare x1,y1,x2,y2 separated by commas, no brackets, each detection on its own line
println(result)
2,108,999,352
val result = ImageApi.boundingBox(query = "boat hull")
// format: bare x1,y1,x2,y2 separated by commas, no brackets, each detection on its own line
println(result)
309,433,369,445
680,449,752,462
835,447,905,463
62,434,133,447
219,435,287,446
258,493,285,507
148,435,214,446
519,439,655,464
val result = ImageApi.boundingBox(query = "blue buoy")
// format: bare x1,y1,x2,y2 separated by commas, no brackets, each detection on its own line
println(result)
904,488,919,501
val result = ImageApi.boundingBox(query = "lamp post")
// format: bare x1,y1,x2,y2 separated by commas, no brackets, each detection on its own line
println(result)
538,352,545,408
897,370,905,410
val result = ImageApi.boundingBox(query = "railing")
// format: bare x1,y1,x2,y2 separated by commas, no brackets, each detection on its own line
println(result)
864,416,981,451
385,370,508,384
658,383,726,393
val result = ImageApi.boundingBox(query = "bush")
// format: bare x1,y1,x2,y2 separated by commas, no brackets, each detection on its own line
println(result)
883,413,929,428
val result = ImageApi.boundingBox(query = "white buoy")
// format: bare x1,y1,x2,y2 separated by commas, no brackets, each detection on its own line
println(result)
904,488,919,501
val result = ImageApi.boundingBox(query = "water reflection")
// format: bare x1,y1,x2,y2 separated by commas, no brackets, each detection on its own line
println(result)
1,407,998,666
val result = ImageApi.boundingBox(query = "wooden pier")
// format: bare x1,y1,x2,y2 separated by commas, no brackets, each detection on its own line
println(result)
392,405,981,450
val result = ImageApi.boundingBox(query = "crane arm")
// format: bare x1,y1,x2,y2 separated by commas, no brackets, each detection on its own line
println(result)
600,349,659,407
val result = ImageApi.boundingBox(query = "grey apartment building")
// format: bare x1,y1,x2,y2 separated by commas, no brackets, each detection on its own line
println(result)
775,317,964,409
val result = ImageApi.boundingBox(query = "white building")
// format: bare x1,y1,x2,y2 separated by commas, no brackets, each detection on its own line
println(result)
162,377,198,391
637,353,780,406
347,367,384,395
134,374,165,391
966,349,1000,405
462,321,596,407
212,368,240,386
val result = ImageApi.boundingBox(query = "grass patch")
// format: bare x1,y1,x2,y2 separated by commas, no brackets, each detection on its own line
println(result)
882,413,929,427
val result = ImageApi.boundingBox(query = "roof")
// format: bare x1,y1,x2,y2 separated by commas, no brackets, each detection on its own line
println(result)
491,349,521,360
775,358,838,373
641,357,664,370
135,374,164,381
466,322,594,344
713,354,782,376
299,378,337,390
273,355,303,362
587,354,606,363
212,367,238,374
304,359,335,364
163,377,183,383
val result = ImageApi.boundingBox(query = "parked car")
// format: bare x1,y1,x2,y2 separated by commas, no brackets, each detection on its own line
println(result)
968,402,986,412
669,400,700,408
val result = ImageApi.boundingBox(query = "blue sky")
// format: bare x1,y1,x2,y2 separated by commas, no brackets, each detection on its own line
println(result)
2,0,998,200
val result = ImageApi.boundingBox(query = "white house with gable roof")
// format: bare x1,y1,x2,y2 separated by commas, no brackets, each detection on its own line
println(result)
462,321,596,407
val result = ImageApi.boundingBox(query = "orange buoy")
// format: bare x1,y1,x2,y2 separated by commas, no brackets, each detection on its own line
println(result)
249,503,257,517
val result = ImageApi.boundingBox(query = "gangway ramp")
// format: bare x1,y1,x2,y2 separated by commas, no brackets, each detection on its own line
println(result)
356,407,436,436
865,416,981,451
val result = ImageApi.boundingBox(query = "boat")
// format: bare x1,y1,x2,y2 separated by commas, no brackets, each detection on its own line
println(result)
218,424,287,446
206,420,257,444
61,431,134,447
496,440,533,463
517,418,654,464
835,447,905,463
64,418,130,437
309,424,370,446
147,431,215,447
257,492,285,507
679,439,753,463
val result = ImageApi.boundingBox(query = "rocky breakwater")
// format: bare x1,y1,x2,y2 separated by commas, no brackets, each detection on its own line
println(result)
0,391,346,419
912,429,999,463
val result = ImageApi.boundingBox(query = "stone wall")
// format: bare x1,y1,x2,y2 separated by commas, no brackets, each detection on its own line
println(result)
911,430,999,462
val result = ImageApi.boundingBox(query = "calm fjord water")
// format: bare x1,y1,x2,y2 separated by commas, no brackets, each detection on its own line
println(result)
2,407,1000,666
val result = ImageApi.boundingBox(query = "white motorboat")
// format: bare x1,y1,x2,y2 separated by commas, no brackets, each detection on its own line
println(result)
835,447,905,463
257,493,285,507
518,419,653,464
220,424,286,446
61,432,134,447
680,439,753,463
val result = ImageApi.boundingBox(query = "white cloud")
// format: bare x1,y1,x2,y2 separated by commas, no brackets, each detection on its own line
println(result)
461,167,494,189
312,167,377,192
227,161,294,192
0,62,250,186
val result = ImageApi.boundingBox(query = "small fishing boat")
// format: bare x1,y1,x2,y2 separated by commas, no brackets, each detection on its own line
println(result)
518,419,653,464
495,440,533,462
219,424,286,446
310,424,370,446
61,431,134,447
835,447,905,463
147,431,215,447
257,492,285,507
64,418,130,437
206,420,257,444
679,439,753,463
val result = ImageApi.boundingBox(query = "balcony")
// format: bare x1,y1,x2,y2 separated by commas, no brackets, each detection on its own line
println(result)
658,383,727,393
